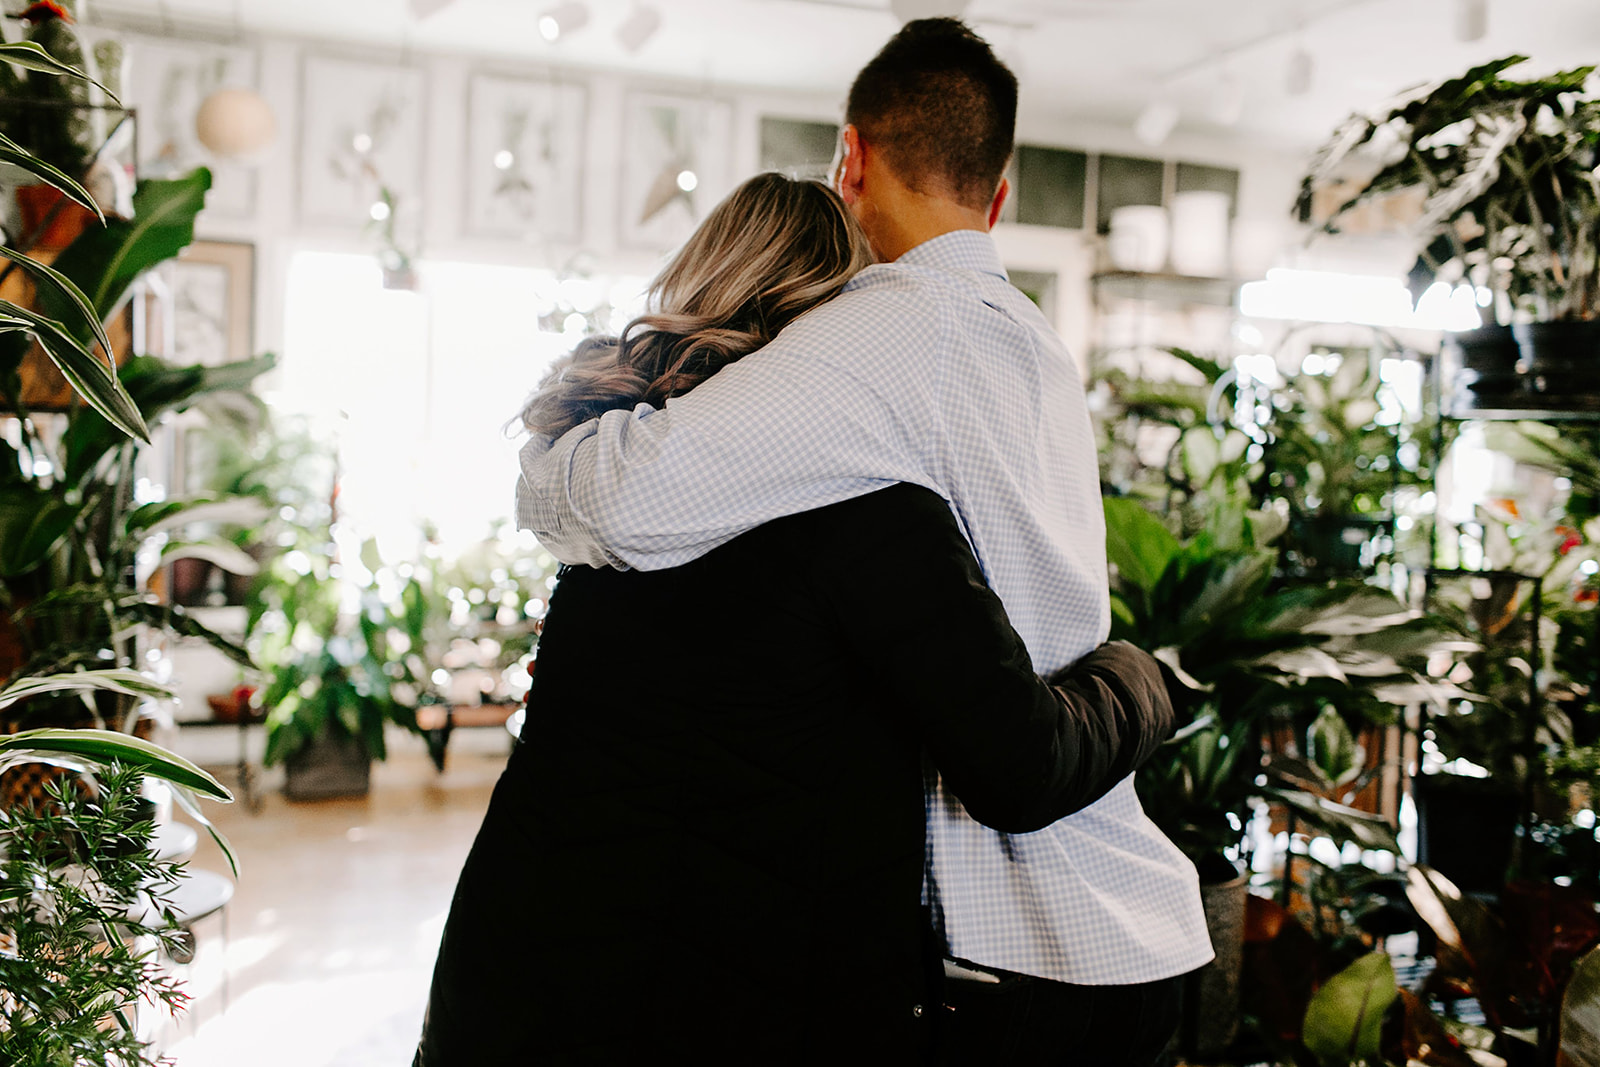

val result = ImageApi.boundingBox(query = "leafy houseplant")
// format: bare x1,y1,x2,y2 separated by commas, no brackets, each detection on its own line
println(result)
1300,56,1600,412
246,440,434,798
1105,492,1430,1056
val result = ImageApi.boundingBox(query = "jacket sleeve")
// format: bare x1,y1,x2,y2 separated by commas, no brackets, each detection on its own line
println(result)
819,484,1176,834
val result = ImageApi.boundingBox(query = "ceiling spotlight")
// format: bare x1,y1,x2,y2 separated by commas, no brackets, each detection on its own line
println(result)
676,170,699,193
616,4,661,53
888,0,971,23
1455,0,1488,42
1134,101,1179,147
1286,47,1313,97
539,2,590,42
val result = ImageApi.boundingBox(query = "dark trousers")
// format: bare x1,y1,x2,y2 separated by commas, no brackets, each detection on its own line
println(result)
941,966,1181,1067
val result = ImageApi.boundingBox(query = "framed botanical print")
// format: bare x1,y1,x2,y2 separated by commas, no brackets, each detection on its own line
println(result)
618,92,734,251
465,73,587,243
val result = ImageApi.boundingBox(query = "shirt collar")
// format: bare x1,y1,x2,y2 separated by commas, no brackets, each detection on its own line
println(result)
893,229,1009,281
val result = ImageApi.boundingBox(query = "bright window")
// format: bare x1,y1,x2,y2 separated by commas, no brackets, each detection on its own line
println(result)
279,251,646,557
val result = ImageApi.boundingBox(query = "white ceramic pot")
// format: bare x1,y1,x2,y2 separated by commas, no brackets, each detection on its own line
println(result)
1169,190,1232,277
1107,204,1169,273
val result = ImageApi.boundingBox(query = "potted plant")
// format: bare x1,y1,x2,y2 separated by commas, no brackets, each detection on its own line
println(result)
247,443,434,799
1104,492,1442,1054
0,673,236,1065
1300,56,1600,413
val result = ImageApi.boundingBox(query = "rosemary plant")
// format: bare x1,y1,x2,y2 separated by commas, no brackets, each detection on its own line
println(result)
0,763,188,1066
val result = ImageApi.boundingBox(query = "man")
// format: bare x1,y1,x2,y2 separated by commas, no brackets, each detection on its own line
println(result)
518,19,1212,1063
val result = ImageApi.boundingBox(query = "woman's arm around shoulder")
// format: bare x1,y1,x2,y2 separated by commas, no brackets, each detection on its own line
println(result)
812,483,1177,834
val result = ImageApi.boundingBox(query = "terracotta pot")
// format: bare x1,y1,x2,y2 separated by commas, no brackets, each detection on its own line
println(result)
14,183,95,252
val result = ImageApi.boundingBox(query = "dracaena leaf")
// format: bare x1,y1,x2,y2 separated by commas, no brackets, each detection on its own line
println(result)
0,244,114,362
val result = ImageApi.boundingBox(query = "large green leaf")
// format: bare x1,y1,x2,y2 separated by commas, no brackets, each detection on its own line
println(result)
0,40,118,100
40,169,212,337
0,484,76,575
0,726,228,802
130,495,272,537
0,130,102,219
62,354,275,487
1269,788,1402,854
0,301,149,442
1104,496,1181,599
1302,951,1399,1067
0,244,113,361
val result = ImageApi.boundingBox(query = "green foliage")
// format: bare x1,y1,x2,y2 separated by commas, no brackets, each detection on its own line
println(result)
1301,951,1399,1067
0,12,170,443
0,763,188,1066
38,170,212,341
1107,493,1449,867
1302,56,1600,322
0,353,272,743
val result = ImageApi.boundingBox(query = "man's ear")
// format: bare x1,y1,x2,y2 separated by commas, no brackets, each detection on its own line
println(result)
986,176,1010,230
834,124,867,206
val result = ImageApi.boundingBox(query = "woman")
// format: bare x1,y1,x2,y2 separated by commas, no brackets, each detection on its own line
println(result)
415,174,1175,1065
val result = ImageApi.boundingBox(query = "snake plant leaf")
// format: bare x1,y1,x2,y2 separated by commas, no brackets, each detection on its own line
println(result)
0,725,228,802
0,40,118,101
167,779,240,877
41,169,211,335
0,130,103,221
1302,951,1399,1067
0,301,149,442
0,669,172,712
0,244,114,362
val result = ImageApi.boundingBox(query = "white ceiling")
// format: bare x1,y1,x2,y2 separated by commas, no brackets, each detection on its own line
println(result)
86,0,1600,149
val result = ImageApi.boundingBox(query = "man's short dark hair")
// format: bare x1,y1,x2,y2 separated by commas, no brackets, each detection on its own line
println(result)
844,18,1017,212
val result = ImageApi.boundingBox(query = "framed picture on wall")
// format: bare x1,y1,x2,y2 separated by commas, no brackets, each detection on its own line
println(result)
465,73,587,242
618,92,734,251
298,55,426,232
167,240,255,367
93,31,261,220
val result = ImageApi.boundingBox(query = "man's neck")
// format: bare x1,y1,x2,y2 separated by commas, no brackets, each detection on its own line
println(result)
865,187,992,263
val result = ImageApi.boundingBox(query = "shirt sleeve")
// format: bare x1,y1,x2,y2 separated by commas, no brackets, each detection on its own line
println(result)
516,287,944,570
815,484,1177,834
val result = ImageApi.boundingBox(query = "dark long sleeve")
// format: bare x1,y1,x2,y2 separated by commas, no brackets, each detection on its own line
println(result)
817,483,1175,834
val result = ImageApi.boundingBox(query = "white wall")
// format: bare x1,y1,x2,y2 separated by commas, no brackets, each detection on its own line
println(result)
88,19,1312,390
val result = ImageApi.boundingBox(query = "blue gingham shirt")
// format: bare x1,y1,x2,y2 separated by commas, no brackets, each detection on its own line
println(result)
517,230,1213,984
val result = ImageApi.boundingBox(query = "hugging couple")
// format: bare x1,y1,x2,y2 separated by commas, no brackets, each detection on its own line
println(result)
414,17,1213,1066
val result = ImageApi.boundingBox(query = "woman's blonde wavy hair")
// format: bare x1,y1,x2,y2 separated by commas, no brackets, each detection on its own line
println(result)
519,172,875,438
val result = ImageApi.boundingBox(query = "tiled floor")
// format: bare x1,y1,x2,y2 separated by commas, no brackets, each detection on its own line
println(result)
158,729,510,1067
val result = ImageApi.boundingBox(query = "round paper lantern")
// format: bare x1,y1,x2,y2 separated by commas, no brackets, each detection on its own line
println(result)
195,87,278,160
